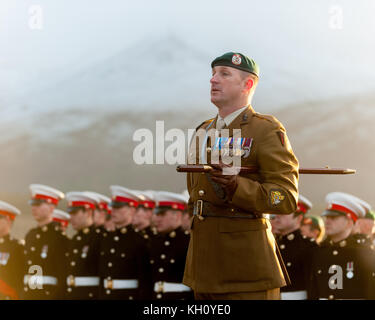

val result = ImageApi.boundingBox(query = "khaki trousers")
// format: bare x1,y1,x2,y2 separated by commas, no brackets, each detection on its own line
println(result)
194,288,280,300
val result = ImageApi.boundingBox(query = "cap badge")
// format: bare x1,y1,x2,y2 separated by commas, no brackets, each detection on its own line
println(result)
232,54,242,65
270,190,285,206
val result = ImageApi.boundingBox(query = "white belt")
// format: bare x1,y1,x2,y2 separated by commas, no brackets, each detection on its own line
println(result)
281,290,307,300
154,281,192,293
104,279,139,290
23,275,58,286
67,276,100,287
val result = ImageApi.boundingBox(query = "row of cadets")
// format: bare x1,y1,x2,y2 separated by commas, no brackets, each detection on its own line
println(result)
0,201,24,300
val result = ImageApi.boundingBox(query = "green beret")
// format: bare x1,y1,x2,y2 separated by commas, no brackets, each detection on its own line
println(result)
365,210,375,220
211,52,259,77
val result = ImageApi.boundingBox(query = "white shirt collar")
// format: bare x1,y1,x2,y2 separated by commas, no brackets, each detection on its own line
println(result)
217,105,248,127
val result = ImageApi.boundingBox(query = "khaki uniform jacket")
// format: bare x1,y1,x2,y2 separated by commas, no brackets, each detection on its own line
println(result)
183,105,299,293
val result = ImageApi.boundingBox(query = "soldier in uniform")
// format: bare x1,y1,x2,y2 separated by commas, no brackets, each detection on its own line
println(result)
0,201,25,300
183,52,299,300
23,184,68,300
52,209,70,232
300,215,325,244
84,191,111,233
148,191,192,300
132,190,158,240
98,186,152,300
64,192,102,299
308,192,375,300
271,195,317,299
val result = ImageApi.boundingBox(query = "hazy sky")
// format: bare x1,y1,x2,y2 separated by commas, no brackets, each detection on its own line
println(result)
1,0,374,105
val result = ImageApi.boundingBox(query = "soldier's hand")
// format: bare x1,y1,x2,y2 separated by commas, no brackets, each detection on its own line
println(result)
209,163,238,200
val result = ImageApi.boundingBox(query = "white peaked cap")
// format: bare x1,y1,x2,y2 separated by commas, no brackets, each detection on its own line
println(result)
0,200,21,219
52,209,70,221
29,184,65,204
297,194,313,213
324,192,366,221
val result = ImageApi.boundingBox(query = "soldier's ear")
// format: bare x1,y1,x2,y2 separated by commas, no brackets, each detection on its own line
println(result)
244,78,254,92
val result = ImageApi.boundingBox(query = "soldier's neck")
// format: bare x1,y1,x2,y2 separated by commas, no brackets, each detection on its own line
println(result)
217,100,249,119
330,228,352,243
37,216,53,227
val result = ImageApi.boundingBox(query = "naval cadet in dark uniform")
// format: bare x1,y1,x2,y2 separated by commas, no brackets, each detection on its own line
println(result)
149,191,192,300
23,184,68,300
0,201,25,300
309,192,375,300
52,209,70,233
64,192,102,299
350,195,374,248
132,190,158,241
271,194,317,300
98,185,152,300
85,191,111,234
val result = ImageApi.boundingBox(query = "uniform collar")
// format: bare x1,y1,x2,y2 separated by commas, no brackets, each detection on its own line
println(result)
217,105,249,128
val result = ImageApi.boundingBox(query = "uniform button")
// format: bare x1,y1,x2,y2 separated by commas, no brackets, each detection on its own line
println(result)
24,287,28,292
156,294,162,299
287,234,295,241
317,270,322,274
286,262,291,267
108,262,113,267
96,229,101,234
73,249,78,254
88,293,93,298
170,259,175,264
198,190,205,196
31,247,35,251
110,248,115,254
42,226,48,232
121,253,126,258
27,260,32,265
36,234,40,239
45,291,50,295
169,231,176,238
164,241,170,246
67,288,72,292
70,261,76,266
333,250,338,256
0,238,4,244
106,290,111,295
100,251,105,256
65,252,69,257
129,296,133,300
77,236,82,241
83,227,90,234
158,268,164,273
357,239,361,244
144,234,149,239
121,228,127,234
280,244,285,250
150,260,154,264
328,295,334,300
114,236,119,241
161,254,166,259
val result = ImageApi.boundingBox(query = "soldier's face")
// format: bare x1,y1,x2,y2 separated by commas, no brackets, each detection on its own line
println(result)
210,66,246,107
271,214,301,234
31,202,54,222
0,216,12,237
70,209,90,230
300,224,318,239
154,210,182,234
93,209,106,226
111,205,134,226
132,207,152,229
324,215,351,236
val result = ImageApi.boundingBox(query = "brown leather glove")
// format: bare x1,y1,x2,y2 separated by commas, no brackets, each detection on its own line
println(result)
209,162,239,201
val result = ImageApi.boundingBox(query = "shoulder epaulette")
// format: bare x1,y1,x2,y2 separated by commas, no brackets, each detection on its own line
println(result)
195,118,214,131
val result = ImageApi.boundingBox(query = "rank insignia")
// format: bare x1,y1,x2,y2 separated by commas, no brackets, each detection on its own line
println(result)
232,54,242,65
346,262,354,279
270,190,285,206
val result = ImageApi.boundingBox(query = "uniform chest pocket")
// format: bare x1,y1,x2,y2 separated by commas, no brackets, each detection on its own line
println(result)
219,218,268,233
